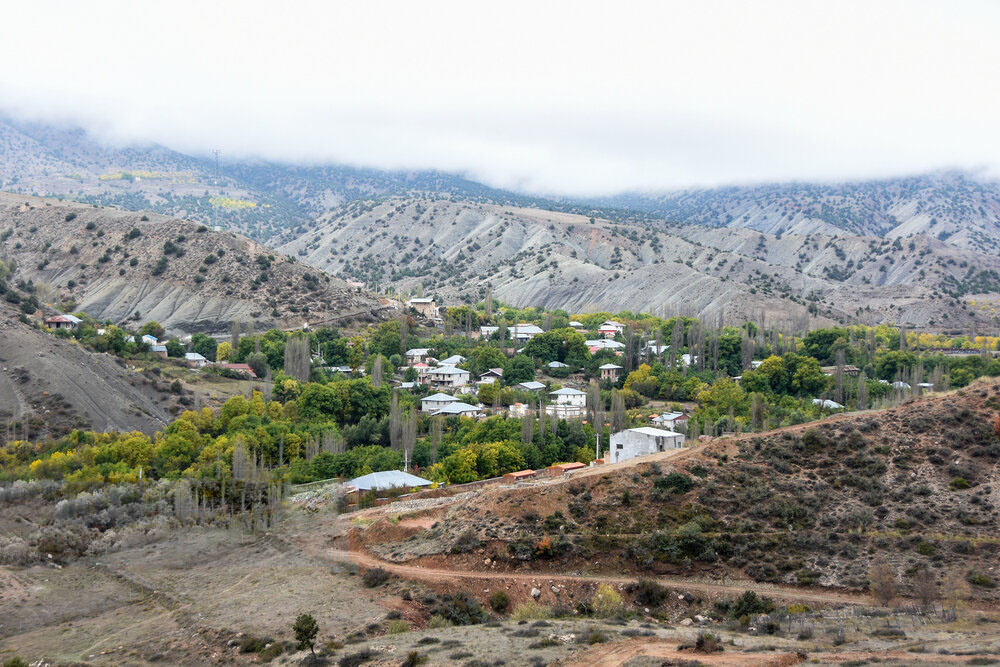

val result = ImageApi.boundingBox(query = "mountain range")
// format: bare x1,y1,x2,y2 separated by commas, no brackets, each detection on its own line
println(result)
3,114,1000,330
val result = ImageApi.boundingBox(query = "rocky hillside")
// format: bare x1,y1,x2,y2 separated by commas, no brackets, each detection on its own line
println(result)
599,171,1000,253
0,193,383,335
278,197,1000,328
0,302,171,435
372,380,1000,602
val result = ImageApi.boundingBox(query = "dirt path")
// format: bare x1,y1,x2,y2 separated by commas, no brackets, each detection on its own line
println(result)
320,547,868,606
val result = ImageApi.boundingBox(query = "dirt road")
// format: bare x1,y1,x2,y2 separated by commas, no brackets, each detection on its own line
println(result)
320,547,868,606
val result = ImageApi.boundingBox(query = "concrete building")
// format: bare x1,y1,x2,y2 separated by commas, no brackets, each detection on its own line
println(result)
425,365,471,389
608,427,684,463
549,387,586,406
421,392,459,413
599,363,623,381
45,314,81,330
406,297,439,319
429,402,483,418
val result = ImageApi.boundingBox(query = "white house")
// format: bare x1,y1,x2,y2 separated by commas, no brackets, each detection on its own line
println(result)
547,360,569,370
141,334,160,346
421,392,458,413
586,339,625,351
645,342,669,355
508,403,531,418
184,352,210,368
480,325,500,338
479,368,503,383
439,354,466,366
550,387,586,407
598,320,625,338
545,403,585,419
609,427,684,463
599,363,623,381
892,381,912,390
430,402,483,418
425,365,471,389
651,411,689,429
812,398,844,409
511,323,544,341
405,348,432,364
569,321,584,329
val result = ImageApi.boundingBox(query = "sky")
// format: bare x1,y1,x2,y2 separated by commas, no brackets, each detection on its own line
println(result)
1,0,998,196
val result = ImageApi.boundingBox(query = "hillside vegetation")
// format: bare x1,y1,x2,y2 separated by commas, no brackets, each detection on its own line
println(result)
0,193,382,335
380,381,1000,603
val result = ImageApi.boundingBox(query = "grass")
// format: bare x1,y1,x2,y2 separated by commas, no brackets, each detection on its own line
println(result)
511,601,553,621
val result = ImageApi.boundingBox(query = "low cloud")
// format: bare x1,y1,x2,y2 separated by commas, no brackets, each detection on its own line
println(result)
2,0,998,195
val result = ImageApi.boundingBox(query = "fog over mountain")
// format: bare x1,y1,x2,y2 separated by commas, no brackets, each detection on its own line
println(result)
2,1,999,195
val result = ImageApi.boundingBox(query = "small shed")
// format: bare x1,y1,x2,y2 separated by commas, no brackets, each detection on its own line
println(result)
503,469,537,482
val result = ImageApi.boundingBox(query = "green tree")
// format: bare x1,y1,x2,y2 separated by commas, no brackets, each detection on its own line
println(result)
165,338,185,358
140,321,165,340
246,351,269,378
503,355,535,385
293,612,319,655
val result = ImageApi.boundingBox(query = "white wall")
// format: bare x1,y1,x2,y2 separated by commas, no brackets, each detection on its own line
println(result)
608,429,684,463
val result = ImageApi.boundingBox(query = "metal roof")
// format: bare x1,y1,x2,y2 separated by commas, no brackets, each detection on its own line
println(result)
348,470,433,491
550,387,585,395
422,393,457,402
430,402,482,415
625,426,683,437
519,381,546,390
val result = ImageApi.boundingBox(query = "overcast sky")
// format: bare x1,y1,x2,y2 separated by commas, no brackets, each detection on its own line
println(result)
1,0,998,196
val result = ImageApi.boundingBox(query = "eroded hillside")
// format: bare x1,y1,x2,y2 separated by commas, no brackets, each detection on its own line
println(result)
279,196,1000,327
0,194,383,335
600,171,1000,253
0,302,172,435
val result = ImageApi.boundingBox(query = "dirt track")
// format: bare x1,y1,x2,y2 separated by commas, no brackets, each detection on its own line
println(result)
321,547,868,607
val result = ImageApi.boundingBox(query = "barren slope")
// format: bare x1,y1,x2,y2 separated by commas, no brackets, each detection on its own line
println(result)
279,197,1000,328
0,193,383,335
599,171,1000,253
0,304,171,435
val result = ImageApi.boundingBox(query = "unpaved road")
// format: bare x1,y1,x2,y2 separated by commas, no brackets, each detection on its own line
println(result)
321,547,868,606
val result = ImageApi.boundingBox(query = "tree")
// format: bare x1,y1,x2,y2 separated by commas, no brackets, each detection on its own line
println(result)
868,558,898,607
246,352,269,378
293,612,319,655
165,338,185,358
503,355,535,385
190,333,218,362
216,340,232,362
912,566,938,608
140,321,165,340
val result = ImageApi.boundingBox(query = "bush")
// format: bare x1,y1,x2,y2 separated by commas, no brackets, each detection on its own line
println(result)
361,567,390,588
730,590,774,619
429,592,487,626
65,213,77,222
3,659,29,667
591,583,624,617
490,590,511,613
950,477,971,490
386,619,409,634
339,649,376,667
967,571,996,588
426,615,453,629
694,632,723,653
510,601,553,621
627,578,669,608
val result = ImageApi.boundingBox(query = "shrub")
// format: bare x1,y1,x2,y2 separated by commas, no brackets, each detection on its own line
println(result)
3,659,29,667
967,571,996,588
429,592,487,625
65,213,77,222
400,652,425,667
426,615,453,629
361,567,390,588
387,619,409,634
694,632,723,653
730,590,774,618
627,578,669,608
339,649,376,667
592,583,624,617
950,477,971,490
510,601,553,621
490,590,511,613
